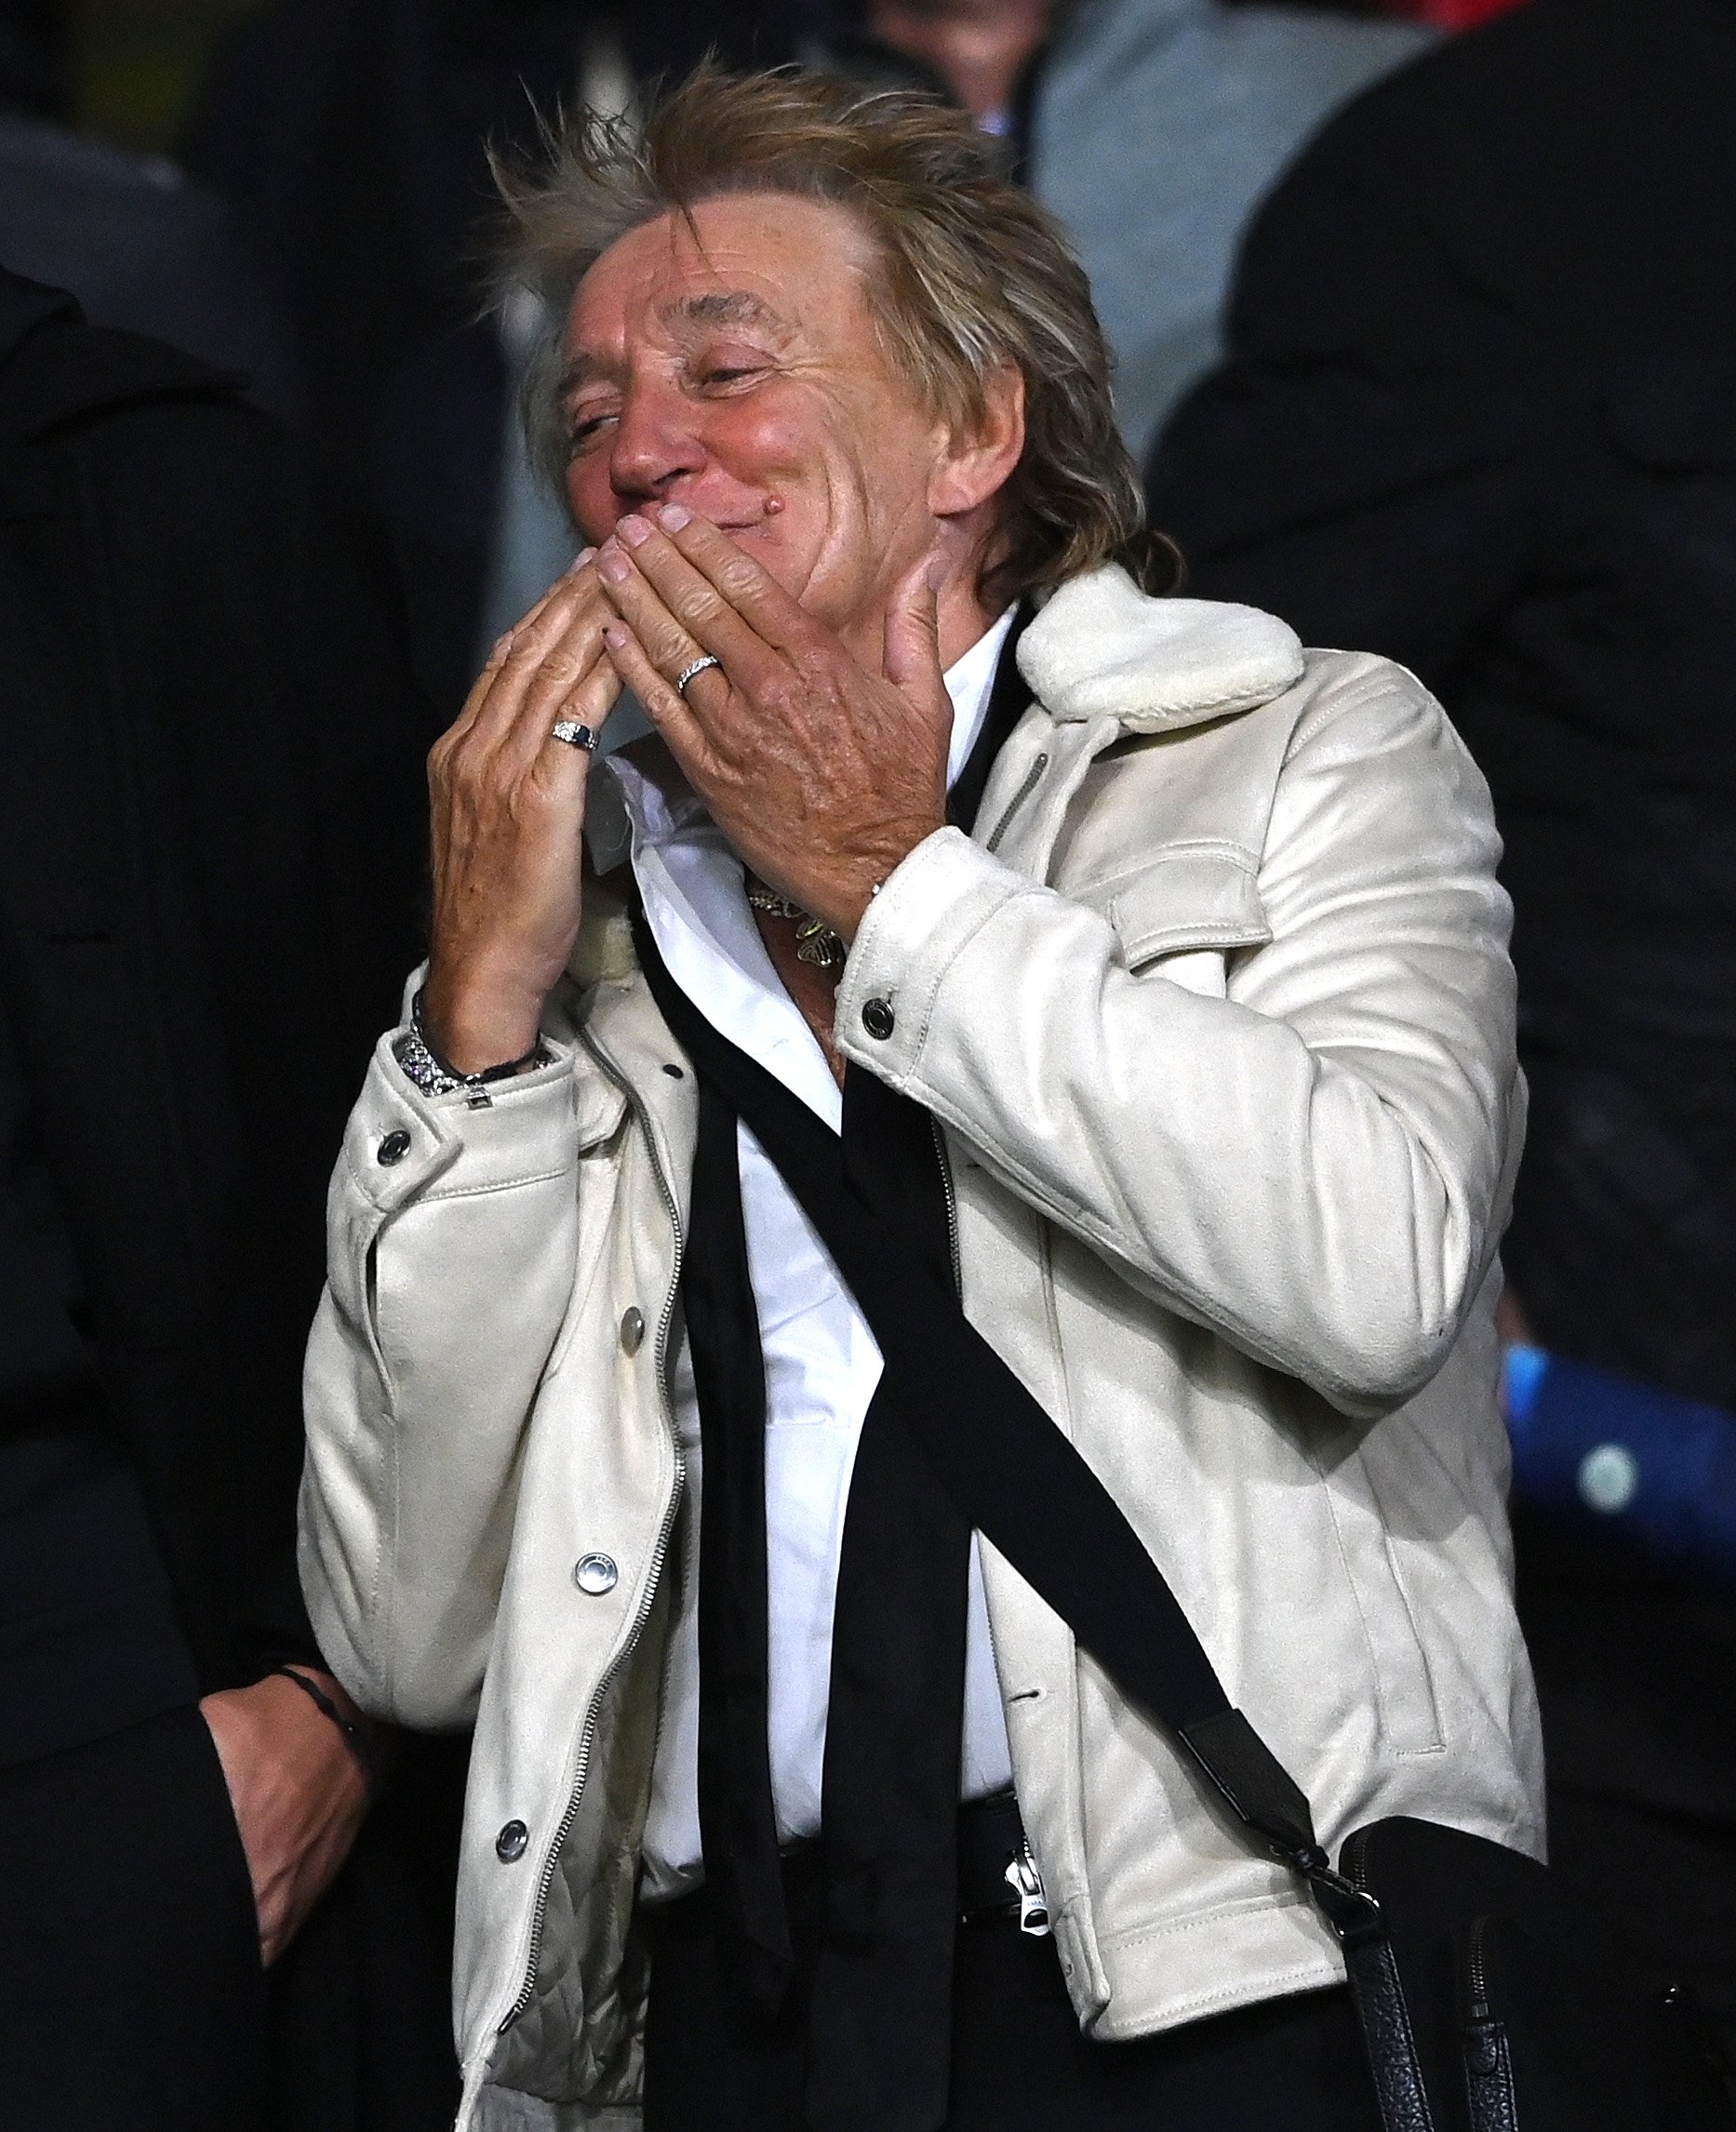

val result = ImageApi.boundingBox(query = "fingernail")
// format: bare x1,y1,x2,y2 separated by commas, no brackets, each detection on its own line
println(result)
617,513,651,548
596,548,630,584
603,624,630,649
657,503,690,532
568,546,595,574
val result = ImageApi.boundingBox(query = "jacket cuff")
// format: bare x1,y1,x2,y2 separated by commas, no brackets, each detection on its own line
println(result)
338,1026,581,1219
835,827,1035,1084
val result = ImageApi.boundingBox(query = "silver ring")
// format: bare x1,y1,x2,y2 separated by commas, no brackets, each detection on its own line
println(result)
674,655,721,698
550,720,599,752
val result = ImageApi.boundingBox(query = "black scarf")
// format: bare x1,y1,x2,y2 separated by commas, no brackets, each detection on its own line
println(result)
634,617,1315,2130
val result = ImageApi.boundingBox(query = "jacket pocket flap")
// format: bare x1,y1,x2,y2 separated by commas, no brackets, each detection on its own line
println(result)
1087,846,1271,966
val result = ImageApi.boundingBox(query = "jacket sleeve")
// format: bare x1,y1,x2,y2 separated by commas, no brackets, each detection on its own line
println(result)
299,1021,584,1728
835,660,1519,1419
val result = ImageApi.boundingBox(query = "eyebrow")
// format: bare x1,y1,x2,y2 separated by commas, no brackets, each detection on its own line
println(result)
555,351,608,400
556,291,792,402
661,290,790,335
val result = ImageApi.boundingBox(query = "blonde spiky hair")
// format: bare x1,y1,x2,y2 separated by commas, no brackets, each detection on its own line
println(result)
493,65,1169,606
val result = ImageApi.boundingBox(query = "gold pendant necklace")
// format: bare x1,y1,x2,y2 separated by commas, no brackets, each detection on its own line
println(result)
744,880,846,969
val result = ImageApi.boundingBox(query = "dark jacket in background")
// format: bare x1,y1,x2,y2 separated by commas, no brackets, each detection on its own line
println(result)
182,0,799,717
1144,0,1736,2051
0,269,461,2130
1147,0,1736,1418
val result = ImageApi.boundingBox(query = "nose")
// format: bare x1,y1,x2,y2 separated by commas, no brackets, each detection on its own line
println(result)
608,374,705,508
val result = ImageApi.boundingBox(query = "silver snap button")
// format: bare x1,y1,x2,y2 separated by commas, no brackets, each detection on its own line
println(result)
377,1129,412,1166
861,997,896,1041
573,1552,619,1595
495,1819,528,1862
620,1306,646,1354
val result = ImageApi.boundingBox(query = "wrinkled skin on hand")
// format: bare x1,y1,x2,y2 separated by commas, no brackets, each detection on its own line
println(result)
421,555,621,1072
200,1672,373,1966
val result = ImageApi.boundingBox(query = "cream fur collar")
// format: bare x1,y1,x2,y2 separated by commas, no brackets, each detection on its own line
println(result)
1019,565,1304,731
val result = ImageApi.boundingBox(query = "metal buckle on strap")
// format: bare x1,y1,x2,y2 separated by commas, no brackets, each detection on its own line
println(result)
1297,1850,1385,1948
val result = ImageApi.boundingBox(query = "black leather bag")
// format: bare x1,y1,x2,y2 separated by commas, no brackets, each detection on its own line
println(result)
1316,1814,1729,2132
635,927,1734,2132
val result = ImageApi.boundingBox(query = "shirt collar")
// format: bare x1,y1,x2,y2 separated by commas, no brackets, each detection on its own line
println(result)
944,606,1016,790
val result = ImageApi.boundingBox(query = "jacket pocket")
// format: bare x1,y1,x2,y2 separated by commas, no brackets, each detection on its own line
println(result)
1324,1449,1446,1757
1077,843,1271,976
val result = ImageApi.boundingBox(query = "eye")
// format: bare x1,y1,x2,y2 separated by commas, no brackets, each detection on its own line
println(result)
567,406,618,455
689,343,774,394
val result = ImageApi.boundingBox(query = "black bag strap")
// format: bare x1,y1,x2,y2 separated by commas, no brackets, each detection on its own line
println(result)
634,913,1363,1895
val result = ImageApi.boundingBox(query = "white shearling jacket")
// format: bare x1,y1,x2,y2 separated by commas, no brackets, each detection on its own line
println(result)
300,567,1544,2131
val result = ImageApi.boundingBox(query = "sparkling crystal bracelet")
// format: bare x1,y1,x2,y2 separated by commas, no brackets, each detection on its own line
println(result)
392,991,551,1110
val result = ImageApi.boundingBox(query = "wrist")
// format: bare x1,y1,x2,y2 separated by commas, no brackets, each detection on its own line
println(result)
825,830,935,940
419,966,549,1078
269,1664,377,1801
395,992,552,1111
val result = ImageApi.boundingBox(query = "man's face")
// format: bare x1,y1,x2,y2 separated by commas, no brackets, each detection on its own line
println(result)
560,193,963,647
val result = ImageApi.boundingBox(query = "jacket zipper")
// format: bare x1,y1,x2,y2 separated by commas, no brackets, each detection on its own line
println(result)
498,1022,688,2035
929,1116,964,1299
1461,1914,1519,2126
984,752,1049,855
1465,1916,1490,2024
1005,1843,1051,1937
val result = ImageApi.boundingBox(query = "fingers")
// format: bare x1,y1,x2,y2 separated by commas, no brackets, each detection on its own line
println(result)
882,547,950,716
600,618,714,782
513,606,624,772
648,503,824,662
489,559,617,758
440,551,612,773
440,554,592,751
594,512,783,699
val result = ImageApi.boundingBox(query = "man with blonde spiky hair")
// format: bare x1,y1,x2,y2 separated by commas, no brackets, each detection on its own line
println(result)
301,68,1540,2132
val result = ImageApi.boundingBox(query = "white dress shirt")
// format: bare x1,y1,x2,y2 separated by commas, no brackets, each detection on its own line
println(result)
613,611,1018,1900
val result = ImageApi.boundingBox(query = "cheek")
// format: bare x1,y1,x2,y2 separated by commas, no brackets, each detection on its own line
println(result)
706,398,814,495
713,403,875,555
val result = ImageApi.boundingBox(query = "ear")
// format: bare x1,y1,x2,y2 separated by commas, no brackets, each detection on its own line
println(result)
928,364,1026,522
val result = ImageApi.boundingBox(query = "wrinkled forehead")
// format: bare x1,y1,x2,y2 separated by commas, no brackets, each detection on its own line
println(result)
562,193,884,368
